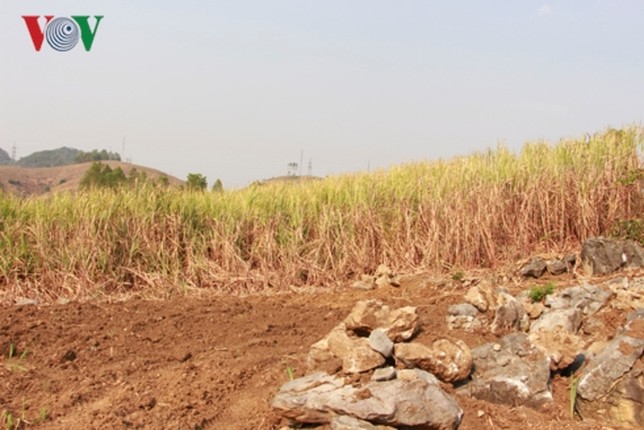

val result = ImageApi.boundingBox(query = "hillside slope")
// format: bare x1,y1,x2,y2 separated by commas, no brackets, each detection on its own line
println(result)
0,147,12,165
0,161,183,195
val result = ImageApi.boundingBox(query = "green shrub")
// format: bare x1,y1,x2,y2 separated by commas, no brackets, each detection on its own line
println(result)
529,282,556,302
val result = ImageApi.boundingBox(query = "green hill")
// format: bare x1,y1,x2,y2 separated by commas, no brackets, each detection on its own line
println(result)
17,147,82,167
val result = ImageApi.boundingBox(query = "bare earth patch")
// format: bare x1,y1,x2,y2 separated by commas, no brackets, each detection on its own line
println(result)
0,272,633,429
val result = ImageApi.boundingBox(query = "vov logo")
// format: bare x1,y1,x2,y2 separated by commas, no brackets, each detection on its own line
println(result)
22,16,104,52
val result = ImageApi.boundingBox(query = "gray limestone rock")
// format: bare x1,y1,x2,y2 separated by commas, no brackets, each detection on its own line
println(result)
547,259,568,276
371,366,396,382
530,308,582,334
460,332,552,408
544,283,614,316
520,257,547,278
581,237,644,276
491,292,529,335
576,311,644,428
448,303,480,318
368,328,394,358
272,369,464,429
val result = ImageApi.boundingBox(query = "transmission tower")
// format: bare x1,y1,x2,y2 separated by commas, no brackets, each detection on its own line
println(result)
11,143,16,161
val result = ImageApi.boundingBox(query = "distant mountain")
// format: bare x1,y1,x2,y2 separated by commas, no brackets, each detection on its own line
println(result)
0,161,184,196
0,148,12,165
17,147,82,168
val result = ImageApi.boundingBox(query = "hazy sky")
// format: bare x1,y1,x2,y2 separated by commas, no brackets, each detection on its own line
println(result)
1,1,643,188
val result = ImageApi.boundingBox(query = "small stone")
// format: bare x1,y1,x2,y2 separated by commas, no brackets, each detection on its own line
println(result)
521,257,547,278
448,303,479,317
371,366,396,382
351,280,375,290
62,350,77,362
375,264,392,277
522,300,545,319
14,298,39,306
464,286,489,312
446,315,482,331
492,343,502,352
477,410,486,418
368,329,394,358
331,415,395,430
375,276,391,289
496,356,511,367
563,253,577,267
178,352,192,363
547,260,568,276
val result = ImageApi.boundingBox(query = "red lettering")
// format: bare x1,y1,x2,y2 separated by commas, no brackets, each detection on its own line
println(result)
22,16,54,51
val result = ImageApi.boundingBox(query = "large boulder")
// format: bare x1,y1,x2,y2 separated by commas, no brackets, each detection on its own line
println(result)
460,333,552,408
394,339,473,383
272,369,464,429
576,310,644,429
581,237,644,276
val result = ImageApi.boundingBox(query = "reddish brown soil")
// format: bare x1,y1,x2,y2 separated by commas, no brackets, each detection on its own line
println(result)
0,273,629,429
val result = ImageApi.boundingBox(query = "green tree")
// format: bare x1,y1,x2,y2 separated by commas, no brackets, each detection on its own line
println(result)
186,173,207,191
80,162,127,189
211,178,224,193
75,149,121,163
156,175,170,187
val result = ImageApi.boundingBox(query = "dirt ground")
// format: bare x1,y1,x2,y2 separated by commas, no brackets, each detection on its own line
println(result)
0,272,632,430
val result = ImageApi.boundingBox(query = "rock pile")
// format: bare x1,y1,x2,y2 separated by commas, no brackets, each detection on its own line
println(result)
273,238,644,429
450,238,644,428
520,237,644,279
273,299,467,429
350,265,401,290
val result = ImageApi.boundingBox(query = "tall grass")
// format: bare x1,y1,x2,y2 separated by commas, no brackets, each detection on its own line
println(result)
0,127,642,302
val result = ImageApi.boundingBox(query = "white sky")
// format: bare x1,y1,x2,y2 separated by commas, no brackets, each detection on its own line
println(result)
1,1,643,188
